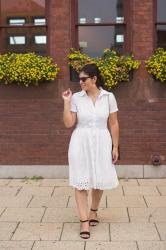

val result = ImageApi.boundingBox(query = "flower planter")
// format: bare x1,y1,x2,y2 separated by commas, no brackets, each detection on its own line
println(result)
70,66,79,82
0,80,58,99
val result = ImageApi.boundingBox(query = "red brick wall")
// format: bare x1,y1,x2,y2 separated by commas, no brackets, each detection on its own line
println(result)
47,0,72,79
0,79,165,165
115,0,165,164
0,81,77,164
114,81,166,165
132,0,155,82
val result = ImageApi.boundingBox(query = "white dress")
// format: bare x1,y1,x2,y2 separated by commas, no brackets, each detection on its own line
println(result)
68,88,119,190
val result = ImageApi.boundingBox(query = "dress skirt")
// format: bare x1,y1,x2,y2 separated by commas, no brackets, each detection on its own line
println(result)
68,127,119,190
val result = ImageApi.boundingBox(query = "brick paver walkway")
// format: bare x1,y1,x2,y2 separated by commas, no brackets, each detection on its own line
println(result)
0,178,166,249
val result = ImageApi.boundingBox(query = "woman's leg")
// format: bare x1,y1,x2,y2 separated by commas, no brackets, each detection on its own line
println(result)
91,189,103,209
75,189,89,237
89,189,103,225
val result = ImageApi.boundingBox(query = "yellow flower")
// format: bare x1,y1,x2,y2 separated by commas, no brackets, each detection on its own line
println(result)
0,52,60,86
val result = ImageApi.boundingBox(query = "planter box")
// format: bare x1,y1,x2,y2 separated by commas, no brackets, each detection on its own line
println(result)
0,81,58,99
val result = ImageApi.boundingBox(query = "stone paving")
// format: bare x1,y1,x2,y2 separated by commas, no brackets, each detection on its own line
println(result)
0,178,166,249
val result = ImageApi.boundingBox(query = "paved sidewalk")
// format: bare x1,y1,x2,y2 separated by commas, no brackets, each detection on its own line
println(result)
0,178,166,249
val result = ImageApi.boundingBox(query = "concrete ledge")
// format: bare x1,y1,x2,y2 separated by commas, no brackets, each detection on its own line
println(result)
116,165,143,178
0,165,165,178
144,164,166,178
0,165,69,178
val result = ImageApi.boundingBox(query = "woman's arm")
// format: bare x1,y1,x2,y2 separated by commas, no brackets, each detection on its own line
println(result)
108,112,119,163
62,88,77,128
63,100,77,128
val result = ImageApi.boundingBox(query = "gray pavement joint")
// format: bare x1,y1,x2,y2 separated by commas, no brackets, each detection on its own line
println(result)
31,241,36,250
66,196,70,208
59,222,65,241
136,241,139,250
126,207,131,222
27,195,34,208
0,207,7,217
50,186,56,197
15,186,23,196
156,185,162,195
10,221,20,240
40,207,47,223
154,222,162,240
121,185,125,196
106,195,108,208
136,179,140,185
108,223,111,241
142,195,148,207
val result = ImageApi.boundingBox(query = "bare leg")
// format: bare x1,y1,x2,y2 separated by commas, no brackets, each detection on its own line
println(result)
75,189,89,238
89,188,103,225
91,188,103,209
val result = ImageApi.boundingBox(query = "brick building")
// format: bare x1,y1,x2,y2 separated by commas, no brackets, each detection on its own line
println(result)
0,0,165,177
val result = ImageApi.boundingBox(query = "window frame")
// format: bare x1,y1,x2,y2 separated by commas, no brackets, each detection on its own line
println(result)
0,1,48,54
155,0,166,48
72,0,131,55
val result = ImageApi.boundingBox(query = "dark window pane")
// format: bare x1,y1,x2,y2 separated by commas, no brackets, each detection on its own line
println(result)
157,0,166,22
78,0,124,23
78,26,124,57
157,25,166,49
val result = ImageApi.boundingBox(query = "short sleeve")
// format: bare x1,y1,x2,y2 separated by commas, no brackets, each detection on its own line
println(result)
70,94,77,112
109,93,118,113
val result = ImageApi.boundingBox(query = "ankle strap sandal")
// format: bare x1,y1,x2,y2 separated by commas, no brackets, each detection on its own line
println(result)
90,208,98,212
80,219,90,239
89,208,99,226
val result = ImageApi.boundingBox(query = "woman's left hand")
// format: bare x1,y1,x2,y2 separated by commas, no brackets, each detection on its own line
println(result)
112,147,119,164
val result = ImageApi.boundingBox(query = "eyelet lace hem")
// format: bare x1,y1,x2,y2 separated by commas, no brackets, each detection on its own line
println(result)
69,179,119,190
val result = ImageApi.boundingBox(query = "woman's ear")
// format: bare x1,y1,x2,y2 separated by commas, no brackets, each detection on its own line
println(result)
93,76,97,83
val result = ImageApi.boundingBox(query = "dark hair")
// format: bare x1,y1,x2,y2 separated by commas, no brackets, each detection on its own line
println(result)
79,63,106,89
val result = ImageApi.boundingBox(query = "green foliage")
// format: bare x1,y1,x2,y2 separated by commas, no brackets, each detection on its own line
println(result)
0,52,60,87
22,176,44,182
68,48,140,89
145,48,166,83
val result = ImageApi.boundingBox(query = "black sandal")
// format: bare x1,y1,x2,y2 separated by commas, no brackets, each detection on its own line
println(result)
80,219,90,239
89,208,99,226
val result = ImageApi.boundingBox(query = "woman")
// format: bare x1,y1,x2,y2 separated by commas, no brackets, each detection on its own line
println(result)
62,64,119,239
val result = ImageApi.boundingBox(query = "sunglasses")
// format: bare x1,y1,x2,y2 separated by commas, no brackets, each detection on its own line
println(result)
79,76,91,82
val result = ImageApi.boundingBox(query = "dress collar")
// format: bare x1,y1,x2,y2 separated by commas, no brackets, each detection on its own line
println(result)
79,88,109,97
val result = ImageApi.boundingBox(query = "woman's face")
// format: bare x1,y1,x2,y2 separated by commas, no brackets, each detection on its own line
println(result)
79,72,97,91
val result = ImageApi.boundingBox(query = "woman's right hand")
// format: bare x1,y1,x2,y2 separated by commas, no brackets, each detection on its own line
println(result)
62,88,72,101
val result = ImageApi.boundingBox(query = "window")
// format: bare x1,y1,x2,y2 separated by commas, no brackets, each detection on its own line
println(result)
77,0,125,57
8,17,26,26
33,17,46,25
78,26,124,57
34,35,47,44
9,36,26,45
157,0,166,49
0,0,47,55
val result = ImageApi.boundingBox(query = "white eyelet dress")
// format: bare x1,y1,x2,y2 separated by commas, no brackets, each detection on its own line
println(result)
68,88,119,190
